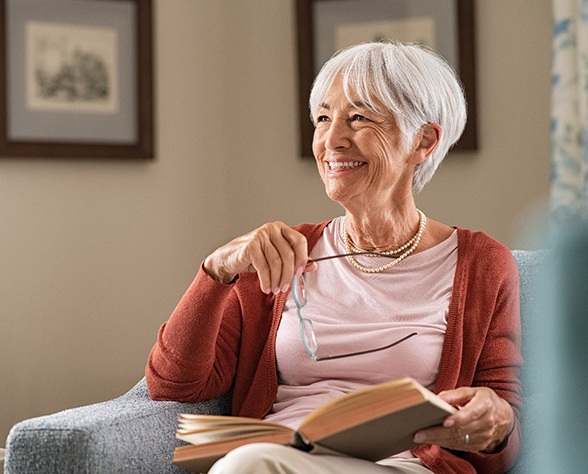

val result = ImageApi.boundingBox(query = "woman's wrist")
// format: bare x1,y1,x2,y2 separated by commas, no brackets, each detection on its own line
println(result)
483,398,515,453
203,256,237,285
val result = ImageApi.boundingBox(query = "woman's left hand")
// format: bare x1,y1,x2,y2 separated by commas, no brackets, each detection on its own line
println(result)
413,386,515,453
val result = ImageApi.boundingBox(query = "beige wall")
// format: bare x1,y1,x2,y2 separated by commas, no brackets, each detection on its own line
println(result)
0,0,551,444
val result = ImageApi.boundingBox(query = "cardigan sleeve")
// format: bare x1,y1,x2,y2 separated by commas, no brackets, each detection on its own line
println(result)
145,263,243,402
463,237,523,473
145,222,330,408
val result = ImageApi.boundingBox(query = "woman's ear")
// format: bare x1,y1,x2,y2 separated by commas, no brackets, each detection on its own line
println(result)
411,123,442,164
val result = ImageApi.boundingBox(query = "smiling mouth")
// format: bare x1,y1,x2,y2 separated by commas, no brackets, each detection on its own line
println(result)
328,161,366,170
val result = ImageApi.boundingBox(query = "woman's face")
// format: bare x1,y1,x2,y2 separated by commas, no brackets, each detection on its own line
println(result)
312,80,419,213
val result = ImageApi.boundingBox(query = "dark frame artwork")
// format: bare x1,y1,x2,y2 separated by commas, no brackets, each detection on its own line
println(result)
296,0,477,158
0,0,153,159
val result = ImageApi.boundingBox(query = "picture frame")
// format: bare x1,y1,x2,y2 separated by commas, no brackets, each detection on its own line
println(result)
296,0,477,158
0,0,153,159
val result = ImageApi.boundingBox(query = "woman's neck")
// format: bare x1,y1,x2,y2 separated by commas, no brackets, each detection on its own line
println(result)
344,206,421,253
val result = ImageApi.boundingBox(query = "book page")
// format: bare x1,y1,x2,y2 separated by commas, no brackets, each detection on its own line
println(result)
177,414,292,447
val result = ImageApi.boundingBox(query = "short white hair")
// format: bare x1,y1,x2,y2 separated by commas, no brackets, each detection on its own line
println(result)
309,41,467,194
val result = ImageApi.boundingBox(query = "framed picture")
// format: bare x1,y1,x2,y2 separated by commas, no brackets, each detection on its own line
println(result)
296,0,476,158
0,0,153,159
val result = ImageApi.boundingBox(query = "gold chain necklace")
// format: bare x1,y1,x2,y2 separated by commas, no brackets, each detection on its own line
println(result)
342,209,427,273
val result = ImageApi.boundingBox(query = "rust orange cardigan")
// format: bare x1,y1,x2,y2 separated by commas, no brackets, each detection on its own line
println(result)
146,222,522,474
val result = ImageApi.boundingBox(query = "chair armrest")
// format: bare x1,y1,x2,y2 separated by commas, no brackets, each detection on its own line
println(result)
4,378,231,474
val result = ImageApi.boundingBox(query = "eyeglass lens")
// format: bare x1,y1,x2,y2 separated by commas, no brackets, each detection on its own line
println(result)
292,273,307,306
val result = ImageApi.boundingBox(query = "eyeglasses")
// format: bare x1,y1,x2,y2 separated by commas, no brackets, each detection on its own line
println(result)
291,251,417,361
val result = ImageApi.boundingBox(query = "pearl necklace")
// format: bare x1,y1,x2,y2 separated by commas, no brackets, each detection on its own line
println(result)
342,209,427,273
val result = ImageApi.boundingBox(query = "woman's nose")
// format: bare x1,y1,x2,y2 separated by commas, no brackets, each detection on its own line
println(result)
324,119,351,150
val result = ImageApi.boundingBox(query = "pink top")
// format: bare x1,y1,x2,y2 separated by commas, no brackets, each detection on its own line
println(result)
266,217,458,434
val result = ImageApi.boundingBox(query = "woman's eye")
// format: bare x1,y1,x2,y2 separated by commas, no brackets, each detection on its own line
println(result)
351,114,367,121
316,115,329,123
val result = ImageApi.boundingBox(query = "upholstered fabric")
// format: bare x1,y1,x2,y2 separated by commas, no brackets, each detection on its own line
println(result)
4,380,231,473
509,250,548,474
4,250,545,474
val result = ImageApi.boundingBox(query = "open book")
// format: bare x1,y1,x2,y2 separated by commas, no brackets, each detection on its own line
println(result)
173,377,456,472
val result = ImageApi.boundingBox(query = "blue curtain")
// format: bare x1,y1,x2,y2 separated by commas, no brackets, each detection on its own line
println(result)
551,0,588,227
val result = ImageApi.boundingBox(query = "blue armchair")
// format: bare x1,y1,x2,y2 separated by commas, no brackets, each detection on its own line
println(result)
4,250,546,473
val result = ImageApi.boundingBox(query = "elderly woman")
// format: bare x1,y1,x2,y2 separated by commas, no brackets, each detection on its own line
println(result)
146,41,521,473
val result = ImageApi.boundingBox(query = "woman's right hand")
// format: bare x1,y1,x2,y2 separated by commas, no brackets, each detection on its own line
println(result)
203,221,311,294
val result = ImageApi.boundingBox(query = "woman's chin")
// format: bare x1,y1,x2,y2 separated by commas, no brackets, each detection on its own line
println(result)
324,187,357,208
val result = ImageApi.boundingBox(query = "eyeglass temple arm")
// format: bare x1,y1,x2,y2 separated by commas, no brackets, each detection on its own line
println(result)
313,331,418,362
308,251,399,264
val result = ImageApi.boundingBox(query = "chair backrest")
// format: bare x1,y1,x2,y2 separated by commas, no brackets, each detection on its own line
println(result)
511,249,547,397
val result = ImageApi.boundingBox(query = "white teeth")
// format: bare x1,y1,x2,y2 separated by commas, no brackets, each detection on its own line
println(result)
328,161,364,170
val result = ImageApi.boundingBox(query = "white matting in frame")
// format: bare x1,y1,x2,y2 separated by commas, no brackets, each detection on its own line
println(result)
26,21,120,115
335,16,436,52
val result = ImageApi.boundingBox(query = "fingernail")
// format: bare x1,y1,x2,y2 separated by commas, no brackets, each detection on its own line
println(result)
295,266,304,277
413,432,426,443
273,287,281,294
281,284,290,293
